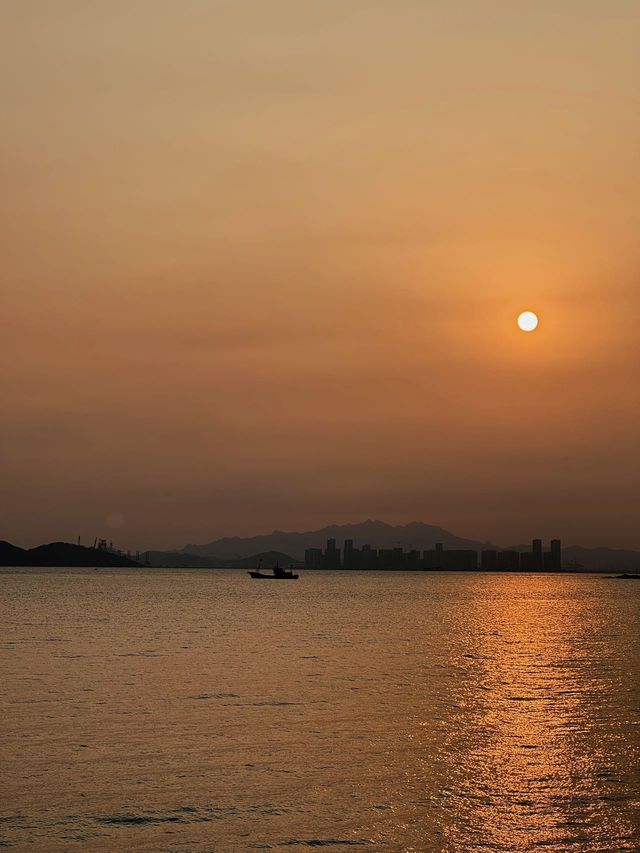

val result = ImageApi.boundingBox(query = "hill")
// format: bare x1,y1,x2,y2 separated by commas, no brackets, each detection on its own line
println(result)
226,551,302,568
0,541,28,565
0,541,141,568
144,550,221,568
181,520,494,561
562,545,640,572
146,550,302,568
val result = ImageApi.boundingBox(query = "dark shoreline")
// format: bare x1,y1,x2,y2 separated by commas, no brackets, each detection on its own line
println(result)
0,565,629,575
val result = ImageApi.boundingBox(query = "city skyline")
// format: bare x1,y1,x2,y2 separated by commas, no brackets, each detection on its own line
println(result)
305,537,563,572
2,516,635,566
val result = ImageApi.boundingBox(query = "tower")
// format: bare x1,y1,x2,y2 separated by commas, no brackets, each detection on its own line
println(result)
343,539,354,569
324,538,341,570
532,539,543,571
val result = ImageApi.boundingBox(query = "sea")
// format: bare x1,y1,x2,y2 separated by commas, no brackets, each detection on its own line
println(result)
1,569,639,852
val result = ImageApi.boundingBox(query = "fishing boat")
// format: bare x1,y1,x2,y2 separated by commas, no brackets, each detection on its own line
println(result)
248,563,298,580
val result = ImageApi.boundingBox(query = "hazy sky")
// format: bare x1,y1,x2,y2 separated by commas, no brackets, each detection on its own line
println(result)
2,1,639,549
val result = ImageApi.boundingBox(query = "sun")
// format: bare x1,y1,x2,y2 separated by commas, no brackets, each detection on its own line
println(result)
517,311,539,332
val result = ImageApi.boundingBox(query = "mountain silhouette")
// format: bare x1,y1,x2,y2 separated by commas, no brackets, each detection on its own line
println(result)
0,541,141,568
181,520,495,561
145,549,301,568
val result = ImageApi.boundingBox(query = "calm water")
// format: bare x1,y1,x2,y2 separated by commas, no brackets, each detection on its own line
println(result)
1,570,639,852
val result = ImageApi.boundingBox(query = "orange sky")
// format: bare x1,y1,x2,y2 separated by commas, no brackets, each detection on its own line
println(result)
2,1,639,549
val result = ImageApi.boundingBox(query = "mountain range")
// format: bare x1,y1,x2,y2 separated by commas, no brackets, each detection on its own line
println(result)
181,520,493,561
161,521,640,571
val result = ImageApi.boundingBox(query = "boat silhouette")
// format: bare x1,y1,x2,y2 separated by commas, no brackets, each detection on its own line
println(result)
248,562,298,580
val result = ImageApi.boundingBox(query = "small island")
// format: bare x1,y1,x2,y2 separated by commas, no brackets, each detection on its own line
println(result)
604,573,640,580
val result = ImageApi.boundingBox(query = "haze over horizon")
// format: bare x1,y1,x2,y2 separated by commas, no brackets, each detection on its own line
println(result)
3,2,640,551
4,516,638,559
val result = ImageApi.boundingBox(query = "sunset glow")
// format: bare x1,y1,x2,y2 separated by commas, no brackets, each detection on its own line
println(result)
2,5,640,853
2,1,639,550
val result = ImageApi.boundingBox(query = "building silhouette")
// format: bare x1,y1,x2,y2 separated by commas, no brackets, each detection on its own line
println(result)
325,538,341,569
532,538,544,571
522,539,562,571
481,549,498,571
343,539,355,569
549,539,562,570
304,537,562,572
498,550,521,571
304,547,323,569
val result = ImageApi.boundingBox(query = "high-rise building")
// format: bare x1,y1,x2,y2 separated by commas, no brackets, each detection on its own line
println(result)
324,538,341,570
304,548,323,569
520,551,535,571
406,549,422,570
443,550,478,571
497,550,521,571
550,539,562,570
343,539,355,569
360,544,376,570
376,548,401,570
532,539,544,571
481,550,498,571
423,550,437,570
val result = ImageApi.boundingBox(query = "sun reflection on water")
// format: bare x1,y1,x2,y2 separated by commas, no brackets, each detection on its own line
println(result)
434,576,638,852
1,570,638,851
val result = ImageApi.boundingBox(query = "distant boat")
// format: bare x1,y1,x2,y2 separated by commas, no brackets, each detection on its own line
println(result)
248,563,299,580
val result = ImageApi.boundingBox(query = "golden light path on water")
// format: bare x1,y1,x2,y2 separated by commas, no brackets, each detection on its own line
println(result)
430,576,638,851
1,570,639,851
